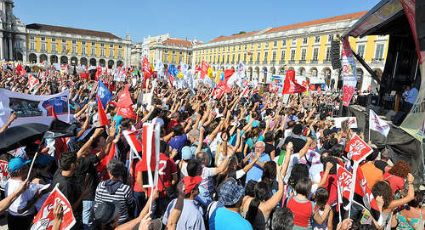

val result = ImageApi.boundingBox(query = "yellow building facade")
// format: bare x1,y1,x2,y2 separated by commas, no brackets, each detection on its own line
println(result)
26,23,132,67
148,38,195,66
192,12,388,91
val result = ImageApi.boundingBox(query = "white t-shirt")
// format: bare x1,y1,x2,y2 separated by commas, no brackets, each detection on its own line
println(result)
5,178,43,216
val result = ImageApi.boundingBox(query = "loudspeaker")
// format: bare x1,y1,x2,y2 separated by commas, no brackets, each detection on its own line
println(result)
331,40,341,70
417,0,425,50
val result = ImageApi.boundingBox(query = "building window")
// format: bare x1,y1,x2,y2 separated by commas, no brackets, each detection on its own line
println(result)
290,49,296,61
282,40,286,46
358,44,365,59
41,37,45,41
245,44,247,50
291,39,296,46
256,52,260,63
109,45,113,57
52,42,57,53
301,49,306,61
272,51,276,62
328,34,333,42
62,40,66,53
82,42,86,55
273,40,277,47
315,36,320,43
325,47,331,61
281,50,286,61
264,51,268,64
72,40,76,44
375,44,384,60
303,37,308,44
30,37,35,50
41,43,46,52
312,48,319,61
257,43,261,49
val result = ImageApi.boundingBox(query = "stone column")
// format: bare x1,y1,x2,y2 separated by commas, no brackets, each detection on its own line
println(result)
0,33,3,60
8,35,12,60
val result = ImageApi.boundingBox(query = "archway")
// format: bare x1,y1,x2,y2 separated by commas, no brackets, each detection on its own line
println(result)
80,57,88,66
323,67,332,87
248,67,253,80
90,58,97,66
99,59,106,67
299,67,306,76
70,56,78,65
373,68,383,80
16,52,23,61
39,54,48,64
262,67,268,83
50,55,58,64
254,67,260,80
29,53,37,63
108,60,114,68
60,56,68,64
357,68,364,91
310,67,318,77
116,60,123,67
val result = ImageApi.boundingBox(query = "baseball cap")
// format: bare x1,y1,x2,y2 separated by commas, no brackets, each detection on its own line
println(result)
218,178,245,206
8,157,31,173
93,202,120,224
182,176,202,195
181,146,194,160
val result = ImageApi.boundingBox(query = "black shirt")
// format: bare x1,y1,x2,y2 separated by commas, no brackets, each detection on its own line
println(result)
51,170,81,208
284,136,307,153
264,143,275,156
75,154,100,201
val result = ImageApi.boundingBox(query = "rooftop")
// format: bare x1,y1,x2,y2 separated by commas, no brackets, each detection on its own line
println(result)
26,23,122,40
208,11,367,43
161,38,195,48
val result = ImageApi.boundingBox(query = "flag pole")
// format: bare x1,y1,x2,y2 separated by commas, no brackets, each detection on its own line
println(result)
26,151,39,181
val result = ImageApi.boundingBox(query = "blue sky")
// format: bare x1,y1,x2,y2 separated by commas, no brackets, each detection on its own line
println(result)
15,0,379,43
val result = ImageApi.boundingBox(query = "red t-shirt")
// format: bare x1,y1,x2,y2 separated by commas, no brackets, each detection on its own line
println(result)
384,172,405,195
134,160,144,193
320,172,338,205
287,197,313,228
157,153,178,195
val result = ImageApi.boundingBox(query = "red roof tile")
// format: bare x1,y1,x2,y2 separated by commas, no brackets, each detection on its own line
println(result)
26,23,121,40
266,12,367,34
162,38,193,48
209,31,261,43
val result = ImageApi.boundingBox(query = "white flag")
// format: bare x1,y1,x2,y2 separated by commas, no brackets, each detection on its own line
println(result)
369,110,390,137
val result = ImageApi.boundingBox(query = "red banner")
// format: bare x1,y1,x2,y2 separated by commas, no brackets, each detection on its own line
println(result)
344,134,373,163
33,187,76,230
336,164,352,200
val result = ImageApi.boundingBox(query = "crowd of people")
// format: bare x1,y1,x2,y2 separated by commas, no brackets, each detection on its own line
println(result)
0,63,423,230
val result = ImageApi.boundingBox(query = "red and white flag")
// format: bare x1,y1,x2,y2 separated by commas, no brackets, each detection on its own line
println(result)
96,143,119,179
369,110,390,137
200,61,209,79
32,186,76,230
123,130,143,155
142,57,153,79
140,123,160,188
344,134,373,163
27,74,40,91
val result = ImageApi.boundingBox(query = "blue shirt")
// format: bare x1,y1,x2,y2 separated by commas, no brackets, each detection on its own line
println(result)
169,134,187,153
404,87,419,104
245,152,271,183
209,207,253,230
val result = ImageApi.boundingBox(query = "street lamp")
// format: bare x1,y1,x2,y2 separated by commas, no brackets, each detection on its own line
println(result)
71,59,77,76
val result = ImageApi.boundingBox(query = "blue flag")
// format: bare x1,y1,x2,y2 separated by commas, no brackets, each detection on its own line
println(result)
168,65,178,77
97,80,113,108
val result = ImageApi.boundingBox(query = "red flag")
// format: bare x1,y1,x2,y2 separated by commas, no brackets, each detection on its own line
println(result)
282,75,306,94
96,143,118,179
95,66,102,81
223,69,235,83
116,106,137,120
50,106,58,119
116,85,133,108
79,72,89,80
142,57,153,79
33,186,76,230
317,86,322,94
200,61,209,79
96,96,109,126
344,134,373,163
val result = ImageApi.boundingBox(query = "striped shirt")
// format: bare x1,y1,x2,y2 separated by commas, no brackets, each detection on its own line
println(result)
94,180,135,224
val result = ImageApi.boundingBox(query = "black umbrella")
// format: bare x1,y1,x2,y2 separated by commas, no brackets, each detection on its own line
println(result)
0,123,49,152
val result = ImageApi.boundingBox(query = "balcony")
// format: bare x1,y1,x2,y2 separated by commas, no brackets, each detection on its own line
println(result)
299,60,306,64
311,60,318,64
288,60,295,64
279,60,285,64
